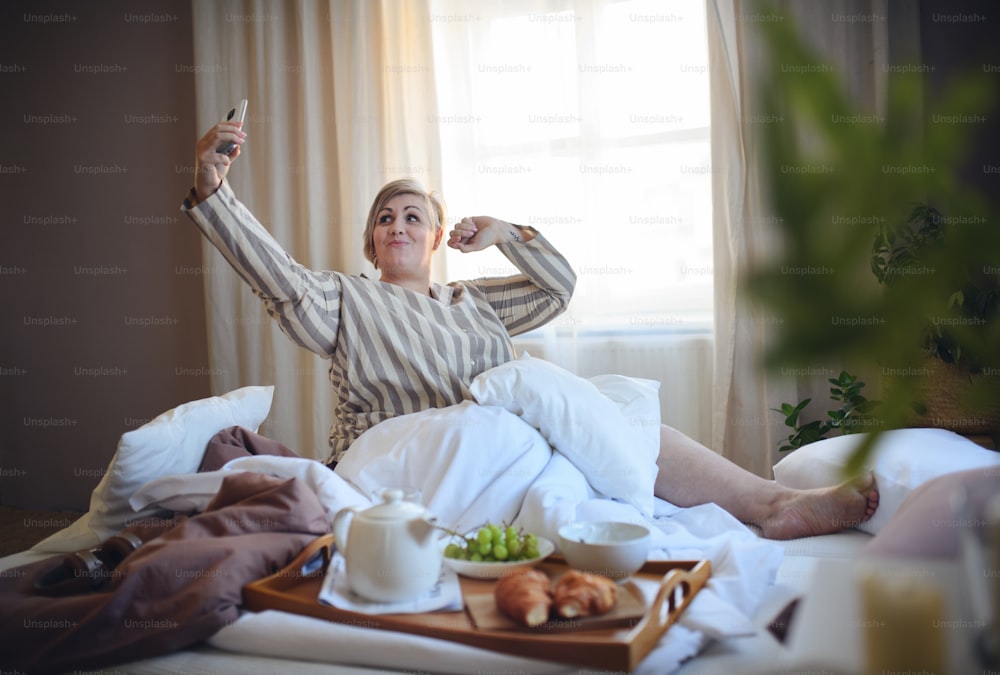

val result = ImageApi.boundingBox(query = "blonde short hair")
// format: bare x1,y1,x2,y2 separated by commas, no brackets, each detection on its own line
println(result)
363,178,446,268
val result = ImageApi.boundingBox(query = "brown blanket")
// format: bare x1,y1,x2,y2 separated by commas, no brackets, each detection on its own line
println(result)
0,470,330,674
199,424,301,472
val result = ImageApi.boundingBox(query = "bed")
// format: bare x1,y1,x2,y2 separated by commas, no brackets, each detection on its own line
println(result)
2,355,998,674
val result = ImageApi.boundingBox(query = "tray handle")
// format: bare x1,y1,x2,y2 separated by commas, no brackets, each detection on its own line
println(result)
640,560,712,637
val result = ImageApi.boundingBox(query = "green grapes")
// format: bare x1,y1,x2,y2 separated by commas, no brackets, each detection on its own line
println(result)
443,523,542,563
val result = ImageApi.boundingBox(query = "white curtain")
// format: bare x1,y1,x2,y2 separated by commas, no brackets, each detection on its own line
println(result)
190,0,441,458
707,0,896,475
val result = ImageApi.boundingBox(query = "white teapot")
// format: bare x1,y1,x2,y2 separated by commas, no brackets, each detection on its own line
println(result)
332,488,441,603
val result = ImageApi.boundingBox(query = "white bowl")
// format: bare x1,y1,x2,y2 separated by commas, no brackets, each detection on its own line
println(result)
442,536,554,579
557,521,651,581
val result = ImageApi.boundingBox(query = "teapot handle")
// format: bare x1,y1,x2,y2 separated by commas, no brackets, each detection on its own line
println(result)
332,506,359,553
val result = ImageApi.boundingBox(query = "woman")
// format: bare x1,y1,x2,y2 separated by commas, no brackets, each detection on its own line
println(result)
184,118,878,540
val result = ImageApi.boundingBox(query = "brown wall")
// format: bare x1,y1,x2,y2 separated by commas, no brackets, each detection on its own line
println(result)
918,0,1000,200
0,0,209,511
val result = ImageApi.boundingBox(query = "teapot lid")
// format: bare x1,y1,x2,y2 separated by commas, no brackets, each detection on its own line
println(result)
363,488,426,521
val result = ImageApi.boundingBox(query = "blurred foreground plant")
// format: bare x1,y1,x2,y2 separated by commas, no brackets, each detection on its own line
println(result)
746,7,1000,473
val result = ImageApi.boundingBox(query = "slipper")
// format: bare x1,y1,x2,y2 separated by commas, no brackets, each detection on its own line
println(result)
100,531,143,567
33,531,144,596
33,548,105,596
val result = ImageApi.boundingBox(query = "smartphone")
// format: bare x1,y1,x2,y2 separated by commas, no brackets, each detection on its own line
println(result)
216,98,248,155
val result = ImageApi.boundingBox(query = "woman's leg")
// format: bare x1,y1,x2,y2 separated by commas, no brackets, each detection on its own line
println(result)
653,425,879,539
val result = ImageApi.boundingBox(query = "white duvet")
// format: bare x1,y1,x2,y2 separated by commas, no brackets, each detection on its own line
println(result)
129,355,784,674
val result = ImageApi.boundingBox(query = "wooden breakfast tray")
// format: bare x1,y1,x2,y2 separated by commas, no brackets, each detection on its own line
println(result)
243,534,711,672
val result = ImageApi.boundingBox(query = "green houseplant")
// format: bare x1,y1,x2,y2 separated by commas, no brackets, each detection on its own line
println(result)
773,371,879,453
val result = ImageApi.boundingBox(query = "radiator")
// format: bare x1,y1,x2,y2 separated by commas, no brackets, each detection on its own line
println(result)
511,332,715,448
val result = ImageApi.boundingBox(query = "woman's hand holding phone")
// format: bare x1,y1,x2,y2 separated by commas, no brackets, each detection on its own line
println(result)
194,99,248,202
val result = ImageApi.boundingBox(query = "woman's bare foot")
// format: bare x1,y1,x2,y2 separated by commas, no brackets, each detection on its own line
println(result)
756,473,879,540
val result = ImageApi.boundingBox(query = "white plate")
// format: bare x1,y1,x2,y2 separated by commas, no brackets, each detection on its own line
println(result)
442,536,554,579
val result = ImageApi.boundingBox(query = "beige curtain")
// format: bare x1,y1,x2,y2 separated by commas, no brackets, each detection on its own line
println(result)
708,0,895,476
190,0,442,458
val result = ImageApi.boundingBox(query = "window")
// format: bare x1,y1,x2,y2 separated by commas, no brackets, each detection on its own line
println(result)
430,0,713,335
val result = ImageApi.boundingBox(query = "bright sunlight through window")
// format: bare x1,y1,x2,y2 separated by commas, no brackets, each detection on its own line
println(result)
431,0,712,335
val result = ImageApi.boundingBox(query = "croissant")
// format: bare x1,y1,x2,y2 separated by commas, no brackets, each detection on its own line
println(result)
493,569,553,627
552,569,618,619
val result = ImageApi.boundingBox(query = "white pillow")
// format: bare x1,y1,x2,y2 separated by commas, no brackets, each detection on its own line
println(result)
31,385,274,553
587,373,662,460
772,428,1000,535
470,354,660,516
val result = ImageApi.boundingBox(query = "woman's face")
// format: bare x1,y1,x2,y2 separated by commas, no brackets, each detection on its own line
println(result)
372,193,442,287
